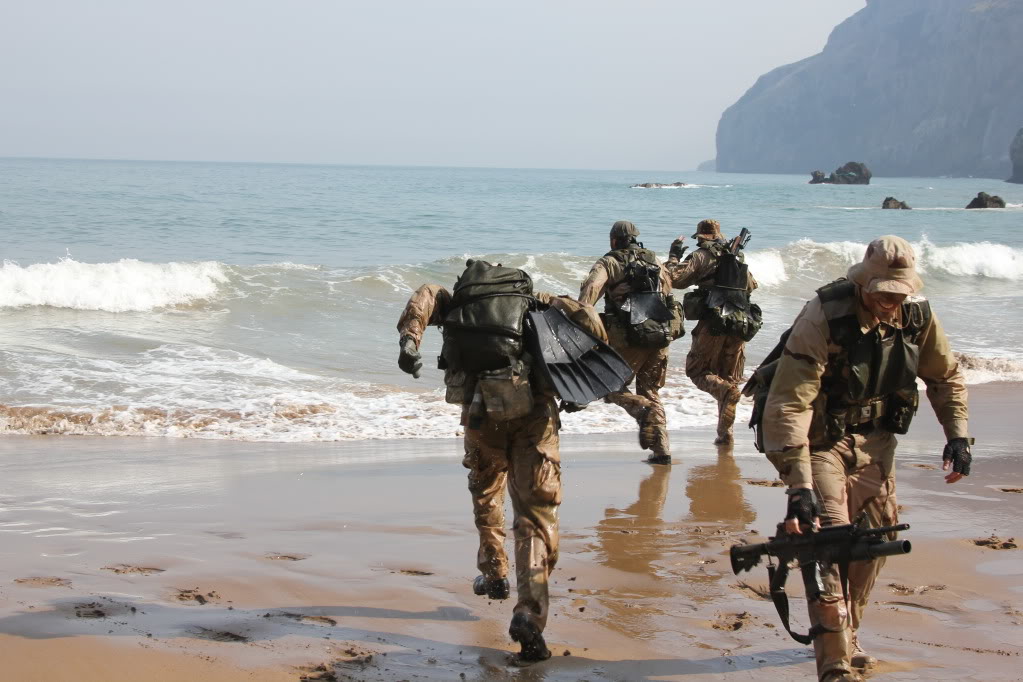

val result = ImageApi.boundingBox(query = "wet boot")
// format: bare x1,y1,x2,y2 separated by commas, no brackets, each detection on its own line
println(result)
637,407,655,451
472,575,510,600
850,632,877,669
645,453,671,465
508,612,551,664
713,385,739,445
821,672,863,682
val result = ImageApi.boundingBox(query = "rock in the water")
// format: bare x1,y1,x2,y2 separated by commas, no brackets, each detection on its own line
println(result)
808,162,871,185
717,1,1023,178
1009,128,1023,184
965,192,1006,209
882,197,911,209
630,181,688,188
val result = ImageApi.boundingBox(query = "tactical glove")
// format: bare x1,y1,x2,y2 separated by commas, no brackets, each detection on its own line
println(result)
942,437,972,476
398,336,422,379
669,239,688,262
784,488,821,529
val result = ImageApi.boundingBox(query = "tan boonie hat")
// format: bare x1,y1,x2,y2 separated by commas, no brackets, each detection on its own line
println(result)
610,220,639,240
847,235,924,295
692,219,721,239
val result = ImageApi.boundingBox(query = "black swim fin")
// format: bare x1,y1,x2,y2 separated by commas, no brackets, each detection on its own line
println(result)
525,307,634,405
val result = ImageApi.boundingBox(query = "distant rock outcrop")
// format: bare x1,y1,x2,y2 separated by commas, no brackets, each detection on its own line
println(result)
631,182,688,188
808,162,871,185
1010,129,1023,184
882,197,911,209
696,159,717,172
716,1,1023,178
965,192,1006,209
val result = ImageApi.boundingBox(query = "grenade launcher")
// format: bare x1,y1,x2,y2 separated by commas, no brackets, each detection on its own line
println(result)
729,513,910,643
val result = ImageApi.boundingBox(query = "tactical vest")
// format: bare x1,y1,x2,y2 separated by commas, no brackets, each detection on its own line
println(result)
602,244,682,348
745,278,931,452
682,241,762,341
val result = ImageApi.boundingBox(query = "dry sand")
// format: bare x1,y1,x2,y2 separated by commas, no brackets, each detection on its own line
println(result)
0,383,1019,681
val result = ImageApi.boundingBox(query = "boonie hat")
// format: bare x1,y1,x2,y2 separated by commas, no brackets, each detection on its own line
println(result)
847,235,924,295
610,220,639,240
692,219,721,239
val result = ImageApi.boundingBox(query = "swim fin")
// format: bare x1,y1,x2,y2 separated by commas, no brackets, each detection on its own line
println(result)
525,307,634,405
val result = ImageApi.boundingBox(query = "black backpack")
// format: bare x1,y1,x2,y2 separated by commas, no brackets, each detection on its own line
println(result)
613,248,680,348
440,260,534,373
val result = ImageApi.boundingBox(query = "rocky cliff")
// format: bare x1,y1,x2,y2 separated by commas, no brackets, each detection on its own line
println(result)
716,0,1023,178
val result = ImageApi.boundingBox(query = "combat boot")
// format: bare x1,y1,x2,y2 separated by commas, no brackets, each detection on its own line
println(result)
821,672,863,682
473,575,510,600
645,453,671,465
850,632,877,669
637,407,656,451
508,612,551,664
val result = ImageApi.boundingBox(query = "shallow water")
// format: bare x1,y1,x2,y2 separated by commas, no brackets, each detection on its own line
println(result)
2,158,1021,442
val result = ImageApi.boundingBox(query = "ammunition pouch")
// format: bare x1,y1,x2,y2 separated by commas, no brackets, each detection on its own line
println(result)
443,369,471,405
880,386,919,435
745,358,779,453
708,301,763,342
477,360,534,422
682,289,708,321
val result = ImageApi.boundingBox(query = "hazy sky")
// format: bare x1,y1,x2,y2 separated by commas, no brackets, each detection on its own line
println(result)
2,1,864,170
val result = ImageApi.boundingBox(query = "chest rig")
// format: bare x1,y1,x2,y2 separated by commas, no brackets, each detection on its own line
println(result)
813,279,931,448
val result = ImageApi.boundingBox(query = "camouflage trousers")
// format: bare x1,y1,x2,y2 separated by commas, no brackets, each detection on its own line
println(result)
808,429,899,680
462,398,562,632
603,340,670,458
685,320,745,439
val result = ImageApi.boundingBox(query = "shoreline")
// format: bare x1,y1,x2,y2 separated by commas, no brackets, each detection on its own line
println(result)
0,386,1019,681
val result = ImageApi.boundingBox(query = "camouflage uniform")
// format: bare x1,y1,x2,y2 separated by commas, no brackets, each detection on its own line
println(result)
397,285,604,637
579,231,674,460
762,237,969,681
665,222,758,443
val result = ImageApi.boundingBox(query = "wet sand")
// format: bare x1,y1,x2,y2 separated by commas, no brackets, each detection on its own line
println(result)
0,383,1020,681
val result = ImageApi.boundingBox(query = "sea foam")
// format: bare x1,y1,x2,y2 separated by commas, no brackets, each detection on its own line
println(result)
0,258,228,311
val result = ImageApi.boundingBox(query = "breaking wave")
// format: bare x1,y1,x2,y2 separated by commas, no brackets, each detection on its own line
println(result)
0,258,229,312
742,237,1023,290
954,353,1023,384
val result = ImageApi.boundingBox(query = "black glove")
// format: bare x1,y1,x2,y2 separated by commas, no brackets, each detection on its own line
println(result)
942,437,973,476
669,239,688,261
398,336,422,378
784,488,821,529
560,401,585,413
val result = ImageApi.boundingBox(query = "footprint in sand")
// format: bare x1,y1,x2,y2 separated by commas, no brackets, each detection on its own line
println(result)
264,553,309,562
910,463,938,470
711,611,755,631
175,588,222,605
999,488,1023,494
74,602,106,619
102,564,165,575
395,569,434,576
745,479,784,487
888,582,947,595
972,535,1018,550
193,627,248,642
14,576,71,588
273,612,338,627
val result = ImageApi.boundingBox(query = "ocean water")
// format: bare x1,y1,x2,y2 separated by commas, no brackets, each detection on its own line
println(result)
1,157,1022,442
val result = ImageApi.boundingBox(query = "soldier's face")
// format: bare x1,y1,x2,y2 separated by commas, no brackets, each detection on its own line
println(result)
862,290,907,322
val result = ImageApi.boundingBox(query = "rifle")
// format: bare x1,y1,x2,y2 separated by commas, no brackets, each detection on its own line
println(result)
728,227,751,255
729,513,910,643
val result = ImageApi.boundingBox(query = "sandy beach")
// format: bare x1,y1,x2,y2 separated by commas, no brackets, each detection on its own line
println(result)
0,383,1019,682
